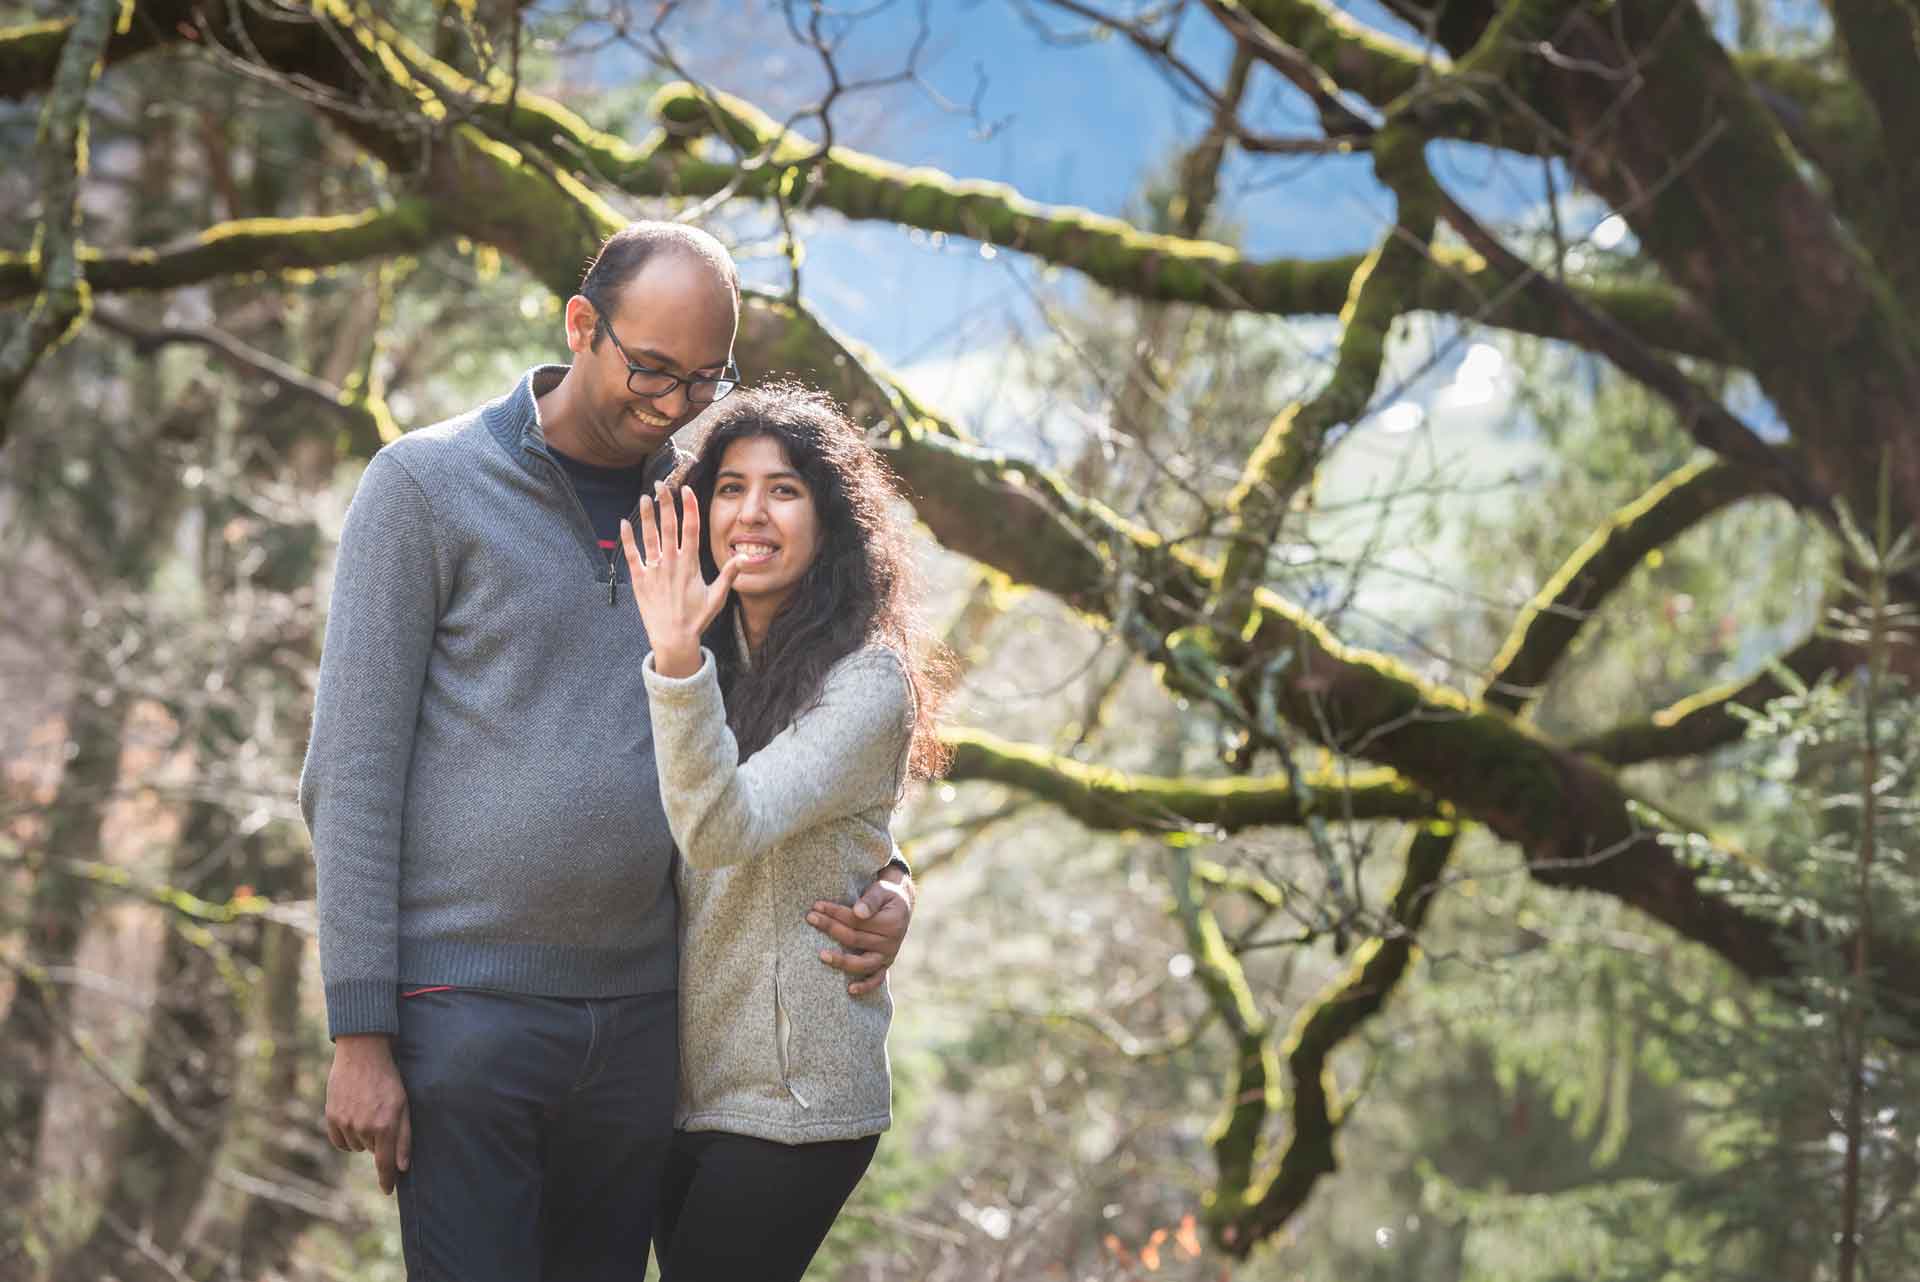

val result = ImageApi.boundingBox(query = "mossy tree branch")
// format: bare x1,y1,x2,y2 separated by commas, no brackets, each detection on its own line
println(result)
639,81,1731,362
1530,1,1920,531
1170,846,1278,1205
1203,1,1920,538
0,0,622,300
1570,633,1912,768
943,727,1431,833
0,10,1738,367
1214,124,1438,617
736,291,1920,1016
1207,433,1779,1251
0,5,181,95
1230,0,1920,550
0,0,122,444
1196,0,1375,140
1212,819,1454,1252
1421,161,1833,519
1823,0,1920,303
0,205,445,304
1235,0,1440,107
1216,586,1815,980
1484,459,1766,712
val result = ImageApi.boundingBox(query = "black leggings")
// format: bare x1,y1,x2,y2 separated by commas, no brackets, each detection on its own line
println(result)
654,1129,879,1281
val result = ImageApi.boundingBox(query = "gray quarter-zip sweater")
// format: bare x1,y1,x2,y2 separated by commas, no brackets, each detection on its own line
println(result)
301,366,683,1038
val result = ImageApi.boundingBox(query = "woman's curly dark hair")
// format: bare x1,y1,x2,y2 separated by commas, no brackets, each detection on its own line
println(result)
677,381,949,778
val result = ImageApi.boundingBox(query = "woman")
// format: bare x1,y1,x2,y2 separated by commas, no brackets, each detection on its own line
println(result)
618,382,946,1281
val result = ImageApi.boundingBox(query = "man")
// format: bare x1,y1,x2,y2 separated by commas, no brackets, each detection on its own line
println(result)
301,222,913,1280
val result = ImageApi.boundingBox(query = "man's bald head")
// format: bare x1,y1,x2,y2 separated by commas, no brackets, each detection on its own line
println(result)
579,221,739,348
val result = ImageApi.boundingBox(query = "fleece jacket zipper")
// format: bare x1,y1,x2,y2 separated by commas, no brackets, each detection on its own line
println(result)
774,969,810,1109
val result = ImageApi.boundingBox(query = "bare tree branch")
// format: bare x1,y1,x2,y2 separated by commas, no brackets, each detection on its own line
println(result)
92,308,397,453
1199,0,1379,138
1031,0,1365,150
1423,170,1831,518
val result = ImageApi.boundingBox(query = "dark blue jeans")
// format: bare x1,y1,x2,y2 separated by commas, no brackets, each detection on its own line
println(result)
391,987,677,1282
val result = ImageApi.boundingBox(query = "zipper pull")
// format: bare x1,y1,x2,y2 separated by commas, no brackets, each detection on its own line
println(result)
607,561,617,607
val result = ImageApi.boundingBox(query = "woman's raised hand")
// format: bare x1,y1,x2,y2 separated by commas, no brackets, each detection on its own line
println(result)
620,481,742,679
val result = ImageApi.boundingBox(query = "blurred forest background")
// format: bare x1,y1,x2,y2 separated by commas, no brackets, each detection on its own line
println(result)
4,0,1920,1278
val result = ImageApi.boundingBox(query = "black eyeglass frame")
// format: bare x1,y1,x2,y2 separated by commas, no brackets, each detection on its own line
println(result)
591,303,741,406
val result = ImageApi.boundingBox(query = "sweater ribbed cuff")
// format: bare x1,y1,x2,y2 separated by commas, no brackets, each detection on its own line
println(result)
641,646,716,691
325,979,400,1039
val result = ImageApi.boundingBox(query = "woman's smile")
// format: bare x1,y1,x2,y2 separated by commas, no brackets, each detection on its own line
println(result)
728,538,780,565
709,435,821,626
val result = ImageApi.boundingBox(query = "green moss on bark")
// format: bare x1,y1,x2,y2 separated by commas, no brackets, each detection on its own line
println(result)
0,205,444,303
1488,460,1763,711
944,727,1428,832
1238,0,1439,105
1214,125,1441,611
641,81,1728,359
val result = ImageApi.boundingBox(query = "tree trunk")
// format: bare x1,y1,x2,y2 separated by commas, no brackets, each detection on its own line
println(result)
0,667,129,1271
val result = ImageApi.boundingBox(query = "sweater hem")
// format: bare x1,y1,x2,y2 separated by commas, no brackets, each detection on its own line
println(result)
676,1108,891,1145
397,936,677,1000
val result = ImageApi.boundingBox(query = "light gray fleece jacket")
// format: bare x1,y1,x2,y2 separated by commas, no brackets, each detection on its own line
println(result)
300,367,683,1038
643,639,913,1144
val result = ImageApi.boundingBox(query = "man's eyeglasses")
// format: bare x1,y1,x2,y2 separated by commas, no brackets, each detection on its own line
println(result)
594,306,740,406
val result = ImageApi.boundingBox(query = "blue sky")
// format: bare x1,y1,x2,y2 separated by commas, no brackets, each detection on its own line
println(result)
614,0,1578,371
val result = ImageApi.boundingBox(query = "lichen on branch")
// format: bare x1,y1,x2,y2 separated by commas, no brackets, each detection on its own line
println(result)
943,726,1430,833
0,0,123,443
0,205,444,304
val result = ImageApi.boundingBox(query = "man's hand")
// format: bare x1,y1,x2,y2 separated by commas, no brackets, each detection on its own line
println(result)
326,1034,412,1194
807,866,914,997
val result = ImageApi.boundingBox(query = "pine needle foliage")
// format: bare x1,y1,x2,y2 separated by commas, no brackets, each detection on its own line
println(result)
1630,465,1920,1282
